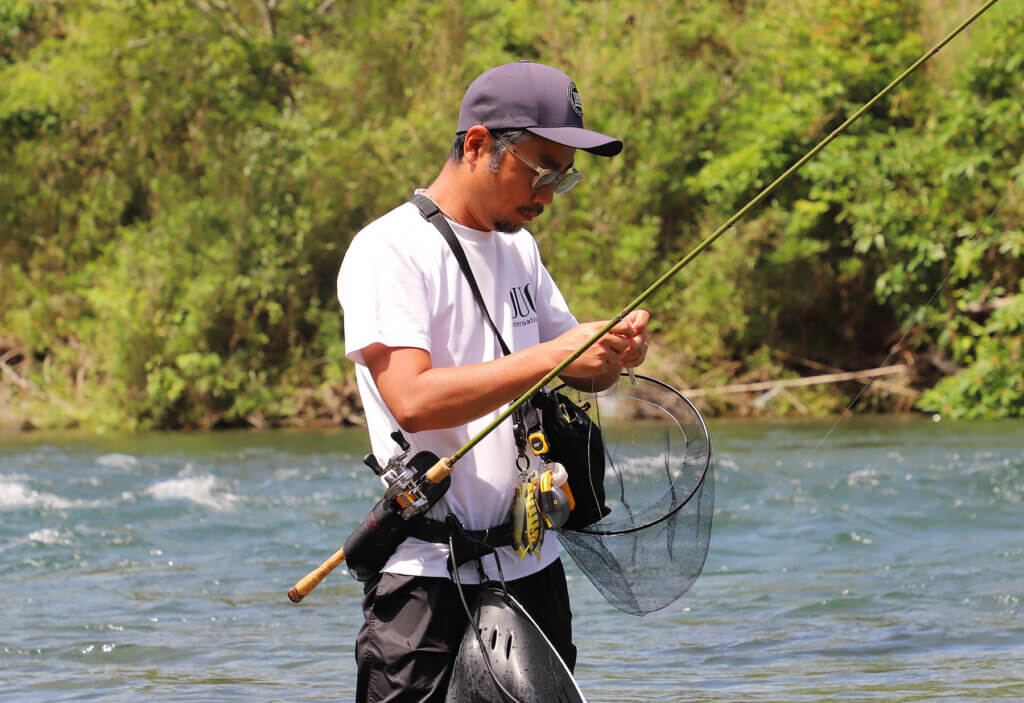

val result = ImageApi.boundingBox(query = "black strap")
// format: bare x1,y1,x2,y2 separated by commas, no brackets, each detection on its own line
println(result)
408,515,514,549
408,515,514,572
409,193,538,458
410,193,511,356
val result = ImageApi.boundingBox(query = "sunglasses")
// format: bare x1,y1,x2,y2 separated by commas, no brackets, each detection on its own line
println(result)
494,135,583,194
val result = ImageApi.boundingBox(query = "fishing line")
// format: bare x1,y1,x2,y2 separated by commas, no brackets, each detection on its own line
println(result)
806,176,1017,459
439,0,1003,476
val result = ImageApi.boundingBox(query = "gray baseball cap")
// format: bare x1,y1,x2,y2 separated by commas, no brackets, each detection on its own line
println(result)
456,61,623,157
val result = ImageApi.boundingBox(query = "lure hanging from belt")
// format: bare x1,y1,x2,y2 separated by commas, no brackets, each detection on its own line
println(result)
513,386,610,533
509,464,576,559
342,430,451,581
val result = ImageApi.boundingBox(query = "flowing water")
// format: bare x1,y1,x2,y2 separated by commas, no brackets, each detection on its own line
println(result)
1,416,1022,702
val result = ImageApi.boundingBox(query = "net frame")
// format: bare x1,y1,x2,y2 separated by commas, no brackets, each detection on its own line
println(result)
573,374,711,536
554,373,714,615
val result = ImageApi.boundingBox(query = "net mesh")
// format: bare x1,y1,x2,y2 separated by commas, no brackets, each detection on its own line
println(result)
555,373,713,616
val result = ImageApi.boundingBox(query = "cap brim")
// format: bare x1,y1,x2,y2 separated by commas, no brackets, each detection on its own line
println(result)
527,126,623,157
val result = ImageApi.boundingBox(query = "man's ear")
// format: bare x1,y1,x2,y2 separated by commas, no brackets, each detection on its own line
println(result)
462,125,492,168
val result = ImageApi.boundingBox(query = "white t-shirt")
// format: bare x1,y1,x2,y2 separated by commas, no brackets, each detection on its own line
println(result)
338,198,578,583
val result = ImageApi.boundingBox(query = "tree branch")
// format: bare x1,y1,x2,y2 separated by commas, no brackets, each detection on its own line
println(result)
682,365,912,398
959,295,1014,315
254,0,276,38
192,0,252,41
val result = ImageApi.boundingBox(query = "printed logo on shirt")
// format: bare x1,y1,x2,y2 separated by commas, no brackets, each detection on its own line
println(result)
510,284,538,328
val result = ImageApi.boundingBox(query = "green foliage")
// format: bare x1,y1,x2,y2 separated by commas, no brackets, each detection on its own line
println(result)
919,288,1024,418
0,0,1021,430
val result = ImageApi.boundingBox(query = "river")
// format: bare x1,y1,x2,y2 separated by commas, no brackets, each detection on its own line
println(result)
2,415,1022,701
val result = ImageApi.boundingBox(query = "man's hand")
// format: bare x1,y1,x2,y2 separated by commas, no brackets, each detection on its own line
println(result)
619,309,650,370
556,309,650,391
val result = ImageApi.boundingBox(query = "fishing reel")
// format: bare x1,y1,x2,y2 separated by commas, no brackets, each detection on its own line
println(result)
365,431,446,519
343,431,451,582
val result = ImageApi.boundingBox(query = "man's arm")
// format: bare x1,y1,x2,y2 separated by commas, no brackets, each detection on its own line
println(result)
363,312,648,433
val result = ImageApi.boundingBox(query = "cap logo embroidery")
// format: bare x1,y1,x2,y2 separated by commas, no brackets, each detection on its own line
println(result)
567,82,583,118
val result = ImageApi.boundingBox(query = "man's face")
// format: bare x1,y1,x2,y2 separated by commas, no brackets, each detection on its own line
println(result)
482,135,576,234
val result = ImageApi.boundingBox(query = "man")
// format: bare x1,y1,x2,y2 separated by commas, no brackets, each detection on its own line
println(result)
338,61,649,703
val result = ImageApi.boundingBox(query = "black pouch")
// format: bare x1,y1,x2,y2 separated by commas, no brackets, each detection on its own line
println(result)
529,388,610,531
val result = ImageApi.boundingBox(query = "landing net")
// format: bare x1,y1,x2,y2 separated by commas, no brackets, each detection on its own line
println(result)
556,373,713,616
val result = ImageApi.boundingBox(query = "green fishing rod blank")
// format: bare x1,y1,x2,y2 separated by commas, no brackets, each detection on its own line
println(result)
442,0,1003,470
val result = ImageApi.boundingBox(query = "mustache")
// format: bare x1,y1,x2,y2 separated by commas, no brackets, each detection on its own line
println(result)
521,205,544,217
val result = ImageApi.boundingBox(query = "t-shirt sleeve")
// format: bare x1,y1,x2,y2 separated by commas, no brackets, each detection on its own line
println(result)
337,223,434,366
530,242,578,342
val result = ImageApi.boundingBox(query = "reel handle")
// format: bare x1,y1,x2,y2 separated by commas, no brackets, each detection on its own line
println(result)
391,431,411,451
363,453,384,476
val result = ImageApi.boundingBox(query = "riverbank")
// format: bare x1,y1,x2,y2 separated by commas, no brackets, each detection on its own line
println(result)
1,355,941,435
3,1,1021,437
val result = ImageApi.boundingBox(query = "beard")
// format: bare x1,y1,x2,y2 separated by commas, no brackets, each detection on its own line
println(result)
492,220,520,234
493,205,544,233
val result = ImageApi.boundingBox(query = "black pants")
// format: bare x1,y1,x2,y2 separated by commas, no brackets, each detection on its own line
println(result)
355,558,575,703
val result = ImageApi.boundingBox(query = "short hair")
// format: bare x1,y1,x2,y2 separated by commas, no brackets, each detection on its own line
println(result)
449,128,531,172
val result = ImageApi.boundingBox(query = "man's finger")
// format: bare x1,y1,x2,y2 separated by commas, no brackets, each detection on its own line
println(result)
608,318,636,337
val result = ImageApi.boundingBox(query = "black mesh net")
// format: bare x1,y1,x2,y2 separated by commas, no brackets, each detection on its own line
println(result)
555,373,713,616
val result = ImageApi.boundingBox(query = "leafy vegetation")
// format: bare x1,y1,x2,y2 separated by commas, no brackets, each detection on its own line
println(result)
1,0,1021,431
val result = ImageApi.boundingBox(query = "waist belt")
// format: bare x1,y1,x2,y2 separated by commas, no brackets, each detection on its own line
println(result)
408,514,515,570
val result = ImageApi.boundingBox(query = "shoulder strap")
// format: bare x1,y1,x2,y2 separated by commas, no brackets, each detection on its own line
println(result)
409,193,511,356
409,194,541,459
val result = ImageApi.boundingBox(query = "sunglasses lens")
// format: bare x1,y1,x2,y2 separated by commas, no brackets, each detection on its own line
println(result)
554,170,582,194
534,172,559,190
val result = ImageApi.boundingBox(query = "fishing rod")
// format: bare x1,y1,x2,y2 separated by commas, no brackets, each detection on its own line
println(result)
288,0,1002,602
441,0,1003,469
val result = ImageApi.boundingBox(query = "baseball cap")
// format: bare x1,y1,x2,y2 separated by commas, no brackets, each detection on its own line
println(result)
456,61,623,157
